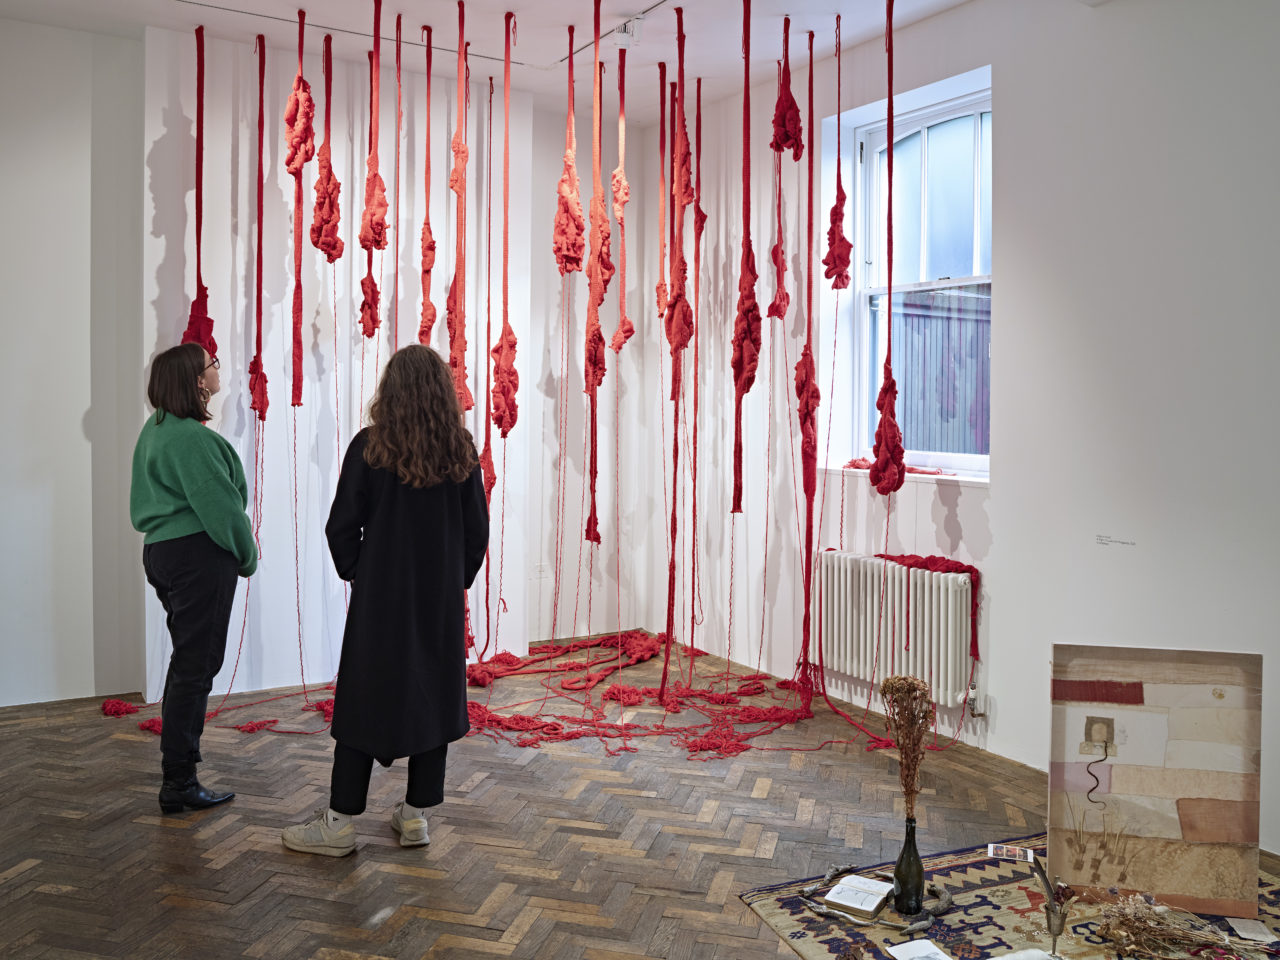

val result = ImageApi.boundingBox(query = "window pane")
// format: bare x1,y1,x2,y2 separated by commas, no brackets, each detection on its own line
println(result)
877,131,922,286
979,111,992,275
868,282,991,455
925,116,975,281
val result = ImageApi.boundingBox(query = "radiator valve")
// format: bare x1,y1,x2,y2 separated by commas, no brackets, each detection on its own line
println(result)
966,682,986,718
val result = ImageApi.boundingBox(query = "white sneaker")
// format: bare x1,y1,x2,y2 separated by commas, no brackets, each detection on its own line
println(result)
391,802,429,847
282,808,356,857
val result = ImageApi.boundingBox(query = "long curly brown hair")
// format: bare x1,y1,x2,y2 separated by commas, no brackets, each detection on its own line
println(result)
364,345,478,487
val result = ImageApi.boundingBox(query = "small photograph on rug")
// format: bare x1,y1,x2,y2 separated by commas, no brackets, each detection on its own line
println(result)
741,836,1280,960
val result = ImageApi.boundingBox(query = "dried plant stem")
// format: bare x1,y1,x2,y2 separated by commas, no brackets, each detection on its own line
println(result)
881,675,933,820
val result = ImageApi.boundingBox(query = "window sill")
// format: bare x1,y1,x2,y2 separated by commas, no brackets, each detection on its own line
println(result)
821,464,989,491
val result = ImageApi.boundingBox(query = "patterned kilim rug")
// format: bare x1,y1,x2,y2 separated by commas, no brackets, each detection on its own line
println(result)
742,835,1280,960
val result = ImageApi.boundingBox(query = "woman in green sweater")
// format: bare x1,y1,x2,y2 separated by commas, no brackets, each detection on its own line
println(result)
130,342,257,813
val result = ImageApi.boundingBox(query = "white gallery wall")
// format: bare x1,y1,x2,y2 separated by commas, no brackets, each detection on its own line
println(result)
0,0,1275,853
0,19,145,706
658,0,1277,850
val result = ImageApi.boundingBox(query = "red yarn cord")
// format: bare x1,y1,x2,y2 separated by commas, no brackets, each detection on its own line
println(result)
549,285,570,639
488,13,518,439
583,0,612,545
249,35,268,422
393,15,402,347
446,2,473,410
730,0,761,515
689,76,704,660
289,407,310,703
610,48,632,353
195,27,204,295
310,33,343,266
418,26,436,344
659,8,693,701
479,75,494,660
656,63,667,315
358,1,388,341
793,30,818,715
287,9,313,407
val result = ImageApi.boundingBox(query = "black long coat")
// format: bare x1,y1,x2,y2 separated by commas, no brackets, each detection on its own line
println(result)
325,429,488,758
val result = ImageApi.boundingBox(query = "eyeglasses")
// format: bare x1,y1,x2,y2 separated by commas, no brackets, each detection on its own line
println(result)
205,356,220,371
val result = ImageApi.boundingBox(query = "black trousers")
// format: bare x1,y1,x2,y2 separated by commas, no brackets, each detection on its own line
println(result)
329,741,449,816
143,532,239,782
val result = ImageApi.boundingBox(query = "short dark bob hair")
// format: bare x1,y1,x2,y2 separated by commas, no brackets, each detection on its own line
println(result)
147,342,211,422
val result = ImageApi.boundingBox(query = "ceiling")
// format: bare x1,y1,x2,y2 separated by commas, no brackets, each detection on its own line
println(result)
0,0,970,120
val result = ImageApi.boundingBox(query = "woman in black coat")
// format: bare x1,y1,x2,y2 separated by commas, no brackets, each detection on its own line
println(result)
283,345,488,857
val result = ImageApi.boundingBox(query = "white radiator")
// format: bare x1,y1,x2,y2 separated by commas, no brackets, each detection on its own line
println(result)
814,552,973,707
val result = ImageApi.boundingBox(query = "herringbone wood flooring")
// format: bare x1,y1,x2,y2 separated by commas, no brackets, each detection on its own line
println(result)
2,650,1220,960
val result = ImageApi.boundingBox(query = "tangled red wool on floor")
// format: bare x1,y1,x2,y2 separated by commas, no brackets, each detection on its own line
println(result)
111,682,340,740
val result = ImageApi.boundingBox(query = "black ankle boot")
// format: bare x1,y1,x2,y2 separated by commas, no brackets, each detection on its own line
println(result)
158,777,235,814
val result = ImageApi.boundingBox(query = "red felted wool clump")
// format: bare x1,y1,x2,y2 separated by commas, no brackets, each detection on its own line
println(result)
870,360,905,495
769,18,803,161
311,34,344,264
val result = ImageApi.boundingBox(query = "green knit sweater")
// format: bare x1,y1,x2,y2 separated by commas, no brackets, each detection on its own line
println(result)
130,412,258,577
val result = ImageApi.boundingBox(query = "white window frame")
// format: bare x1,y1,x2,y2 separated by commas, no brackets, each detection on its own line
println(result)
848,78,992,479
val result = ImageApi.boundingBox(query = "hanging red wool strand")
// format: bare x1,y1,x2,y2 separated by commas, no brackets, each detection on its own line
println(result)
310,34,343,264
689,77,706,652
477,75,496,661
822,15,852,290
770,17,803,161
659,8,695,700
654,62,667,317
181,26,217,359
609,47,633,353
249,35,268,421
479,77,496,505
767,63,794,323
358,0,389,340
392,15,403,347
552,27,585,277
792,30,821,715
417,26,437,345
445,1,474,411
870,0,905,496
285,10,315,407
490,12,518,437
584,0,616,546
730,0,762,515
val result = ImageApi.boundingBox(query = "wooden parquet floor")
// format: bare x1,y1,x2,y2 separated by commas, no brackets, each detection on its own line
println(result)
1,651,1059,959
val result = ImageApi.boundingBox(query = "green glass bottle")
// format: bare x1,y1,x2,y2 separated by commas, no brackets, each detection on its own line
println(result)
893,817,925,915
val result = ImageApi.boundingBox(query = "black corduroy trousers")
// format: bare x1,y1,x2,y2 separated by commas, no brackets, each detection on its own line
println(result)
143,532,239,783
